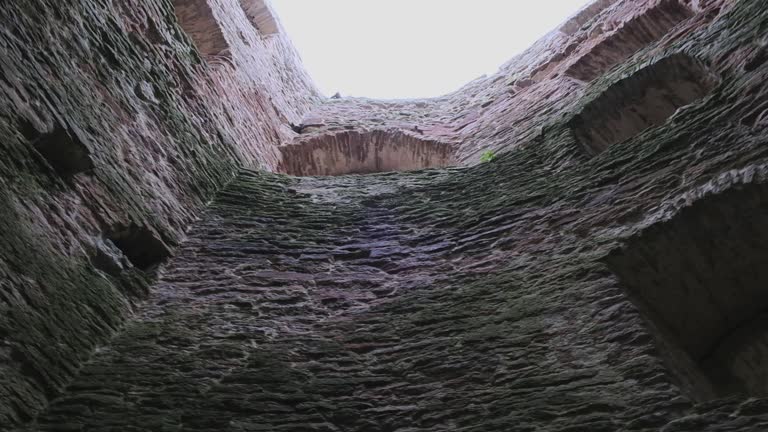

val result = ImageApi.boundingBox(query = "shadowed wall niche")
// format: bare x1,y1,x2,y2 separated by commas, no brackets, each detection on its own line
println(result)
23,120,93,179
277,130,456,176
106,224,172,272
570,53,719,156
559,0,619,35
606,182,768,401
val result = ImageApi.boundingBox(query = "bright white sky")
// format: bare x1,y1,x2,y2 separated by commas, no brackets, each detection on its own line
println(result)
270,0,592,99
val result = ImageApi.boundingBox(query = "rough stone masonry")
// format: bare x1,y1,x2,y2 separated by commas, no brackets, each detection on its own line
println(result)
2,0,768,430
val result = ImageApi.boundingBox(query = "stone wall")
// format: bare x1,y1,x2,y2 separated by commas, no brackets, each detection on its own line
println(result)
0,0,319,426
4,0,768,430
17,0,768,425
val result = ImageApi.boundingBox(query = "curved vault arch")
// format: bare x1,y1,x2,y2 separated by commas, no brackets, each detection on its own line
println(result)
277,130,456,176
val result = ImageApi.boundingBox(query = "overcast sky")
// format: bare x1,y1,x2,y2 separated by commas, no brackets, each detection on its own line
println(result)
270,0,592,99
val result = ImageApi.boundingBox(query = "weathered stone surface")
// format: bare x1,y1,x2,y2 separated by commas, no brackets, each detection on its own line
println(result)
0,0,318,426
4,0,768,430
559,0,619,35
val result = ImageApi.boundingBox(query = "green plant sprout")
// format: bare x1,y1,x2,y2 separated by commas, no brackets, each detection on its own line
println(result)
480,150,496,163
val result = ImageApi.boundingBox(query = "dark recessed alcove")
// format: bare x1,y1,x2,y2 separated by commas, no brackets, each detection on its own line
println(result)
606,182,768,400
570,54,719,156
25,122,93,178
107,224,171,271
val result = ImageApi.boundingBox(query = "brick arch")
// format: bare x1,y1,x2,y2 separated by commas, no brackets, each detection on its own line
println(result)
277,130,456,176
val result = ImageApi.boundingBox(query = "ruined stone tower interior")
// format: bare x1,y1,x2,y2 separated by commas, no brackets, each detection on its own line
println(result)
1,0,768,430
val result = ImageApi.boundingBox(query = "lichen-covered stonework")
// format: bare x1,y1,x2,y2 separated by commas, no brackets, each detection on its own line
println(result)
0,0,318,426
3,0,768,430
